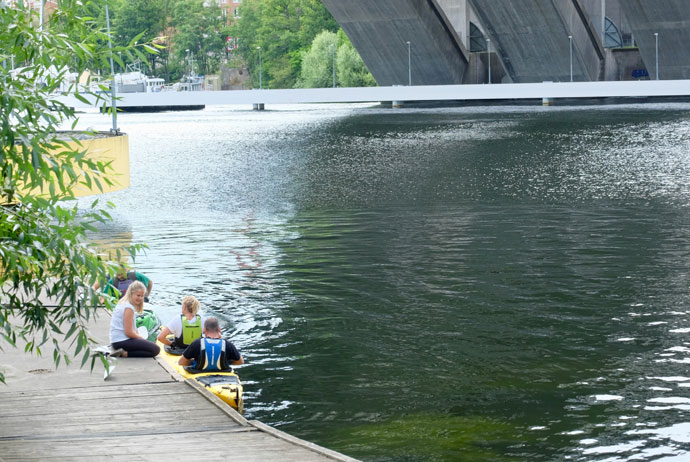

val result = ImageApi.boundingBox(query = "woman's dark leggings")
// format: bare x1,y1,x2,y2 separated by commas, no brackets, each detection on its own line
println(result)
112,338,160,358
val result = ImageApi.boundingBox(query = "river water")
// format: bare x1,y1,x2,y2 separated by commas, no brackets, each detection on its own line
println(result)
74,103,690,461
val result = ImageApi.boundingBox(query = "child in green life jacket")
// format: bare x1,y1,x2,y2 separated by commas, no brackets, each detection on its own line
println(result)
157,296,205,355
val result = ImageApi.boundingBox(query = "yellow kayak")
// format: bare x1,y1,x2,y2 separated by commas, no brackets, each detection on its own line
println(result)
157,340,244,412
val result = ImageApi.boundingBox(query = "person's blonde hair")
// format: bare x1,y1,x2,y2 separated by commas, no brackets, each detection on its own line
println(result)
122,280,146,314
182,296,200,316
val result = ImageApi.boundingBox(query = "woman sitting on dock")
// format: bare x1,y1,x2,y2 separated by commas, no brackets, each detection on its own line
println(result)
109,281,161,358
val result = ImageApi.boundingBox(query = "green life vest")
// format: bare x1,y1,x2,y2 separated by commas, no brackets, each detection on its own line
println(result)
181,314,202,346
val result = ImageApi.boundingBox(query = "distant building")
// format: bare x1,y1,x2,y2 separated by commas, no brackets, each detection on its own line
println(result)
8,1,58,14
218,0,242,23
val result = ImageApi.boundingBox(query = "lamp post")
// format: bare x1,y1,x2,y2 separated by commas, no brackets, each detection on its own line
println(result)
601,0,606,46
104,0,118,134
38,0,44,31
654,32,659,80
406,41,412,86
330,44,336,88
257,46,262,89
486,38,491,84
568,35,573,82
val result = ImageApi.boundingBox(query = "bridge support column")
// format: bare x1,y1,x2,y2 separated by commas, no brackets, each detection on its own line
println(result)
253,103,265,111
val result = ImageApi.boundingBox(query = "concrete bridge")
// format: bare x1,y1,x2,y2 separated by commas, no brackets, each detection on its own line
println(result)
321,0,690,85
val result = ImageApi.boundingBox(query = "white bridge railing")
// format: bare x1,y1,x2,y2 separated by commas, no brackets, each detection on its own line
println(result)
57,80,690,108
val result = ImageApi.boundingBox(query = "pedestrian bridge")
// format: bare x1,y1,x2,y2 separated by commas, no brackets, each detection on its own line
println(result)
60,80,690,110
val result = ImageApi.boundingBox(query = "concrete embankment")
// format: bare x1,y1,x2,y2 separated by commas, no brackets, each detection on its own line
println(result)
0,309,359,462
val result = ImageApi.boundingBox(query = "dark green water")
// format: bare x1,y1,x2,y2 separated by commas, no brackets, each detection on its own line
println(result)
79,104,690,461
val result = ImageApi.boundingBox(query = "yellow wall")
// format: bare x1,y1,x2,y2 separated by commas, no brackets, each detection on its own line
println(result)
14,133,129,202
69,133,130,197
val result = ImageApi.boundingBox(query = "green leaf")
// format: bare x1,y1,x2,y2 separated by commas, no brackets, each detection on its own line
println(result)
74,92,91,105
31,148,41,171
64,322,78,340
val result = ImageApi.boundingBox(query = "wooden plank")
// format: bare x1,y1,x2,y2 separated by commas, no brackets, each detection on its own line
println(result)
0,414,243,438
0,381,185,402
3,413,231,438
0,430,339,462
184,377,249,426
0,400,232,419
0,430,337,455
0,427,256,442
0,392,185,411
0,386,202,408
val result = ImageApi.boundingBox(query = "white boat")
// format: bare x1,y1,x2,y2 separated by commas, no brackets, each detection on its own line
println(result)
113,63,166,93
173,73,204,92
173,50,204,91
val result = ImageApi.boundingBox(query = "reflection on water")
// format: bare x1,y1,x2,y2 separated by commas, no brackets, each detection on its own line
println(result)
73,103,690,461
89,229,135,264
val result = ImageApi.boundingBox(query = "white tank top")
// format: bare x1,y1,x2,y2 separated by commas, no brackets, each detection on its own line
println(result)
109,302,137,344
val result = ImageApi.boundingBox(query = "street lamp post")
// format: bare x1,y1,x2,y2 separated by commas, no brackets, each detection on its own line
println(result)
568,35,573,82
331,44,336,88
38,0,44,31
486,38,491,84
654,32,659,80
104,0,118,134
406,41,411,86
257,46,262,89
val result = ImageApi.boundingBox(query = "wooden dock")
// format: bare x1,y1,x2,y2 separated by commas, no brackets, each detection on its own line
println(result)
0,309,359,462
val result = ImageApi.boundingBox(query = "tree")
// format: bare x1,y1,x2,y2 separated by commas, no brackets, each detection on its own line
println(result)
112,0,166,72
336,32,376,88
0,0,148,383
295,30,337,88
296,29,376,88
230,0,338,89
170,0,226,77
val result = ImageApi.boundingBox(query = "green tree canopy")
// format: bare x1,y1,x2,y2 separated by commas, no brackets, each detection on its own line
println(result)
170,0,227,78
113,0,165,48
295,30,337,88
112,0,167,71
296,29,376,88
0,0,147,383
230,0,338,89
55,0,368,87
336,32,376,88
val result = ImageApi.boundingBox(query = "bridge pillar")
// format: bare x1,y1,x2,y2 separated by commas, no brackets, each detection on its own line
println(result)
321,0,469,86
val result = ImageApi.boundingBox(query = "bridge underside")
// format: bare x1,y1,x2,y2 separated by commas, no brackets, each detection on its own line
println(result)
620,0,690,80
468,0,603,83
321,0,468,86
324,0,690,86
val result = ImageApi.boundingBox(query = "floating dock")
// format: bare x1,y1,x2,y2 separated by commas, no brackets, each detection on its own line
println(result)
0,309,359,462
